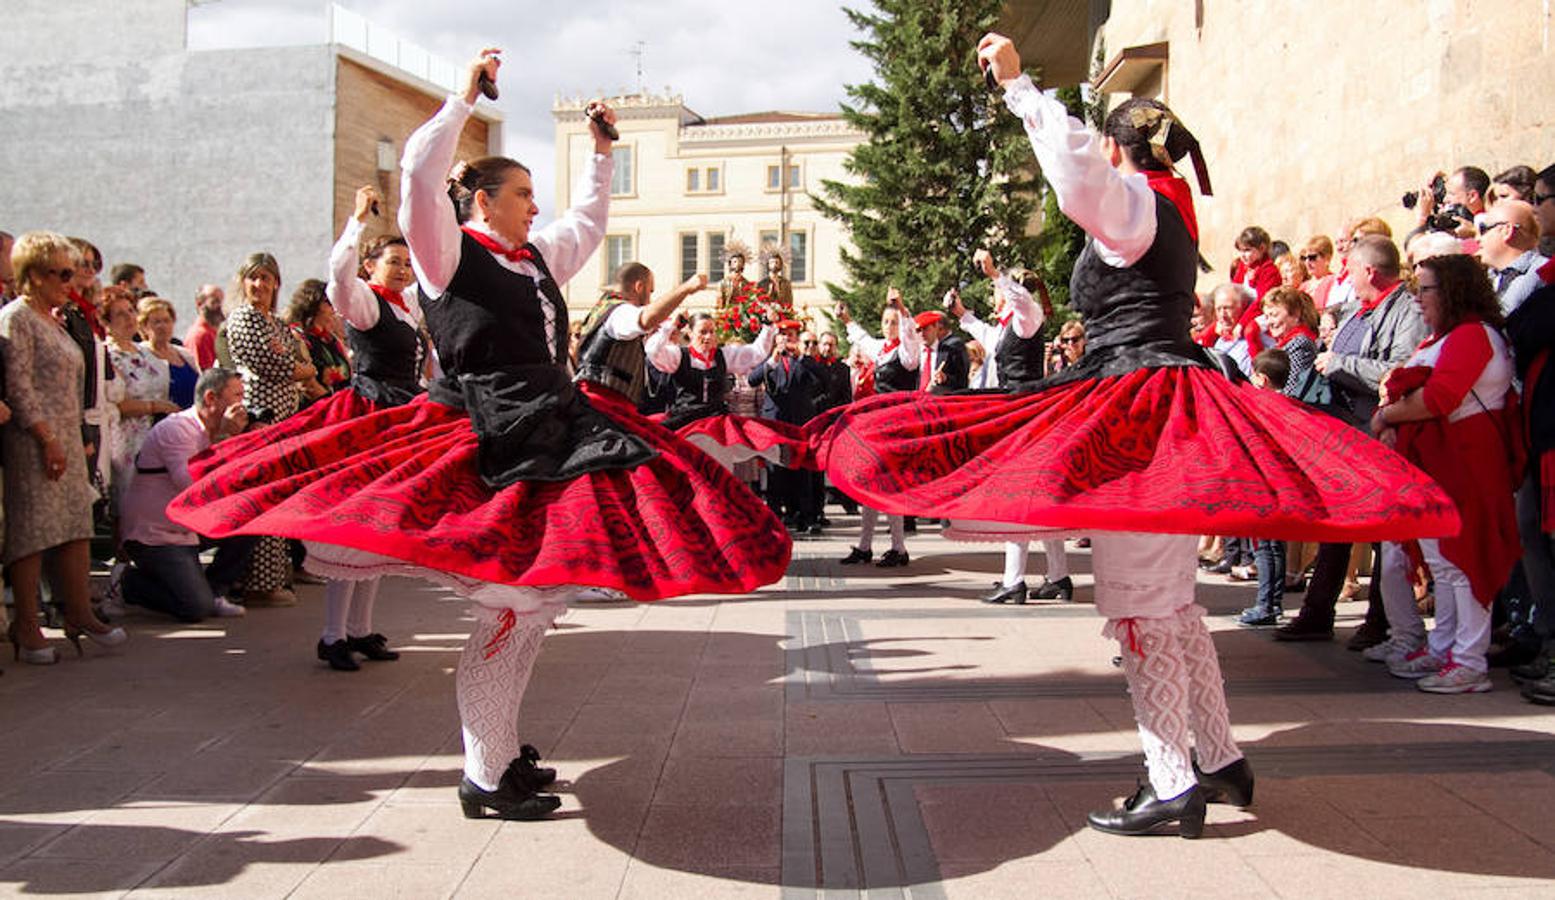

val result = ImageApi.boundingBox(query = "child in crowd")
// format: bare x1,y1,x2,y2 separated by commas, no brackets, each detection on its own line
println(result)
1238,349,1292,626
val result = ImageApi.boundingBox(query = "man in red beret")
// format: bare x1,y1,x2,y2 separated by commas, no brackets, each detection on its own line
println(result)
914,309,970,393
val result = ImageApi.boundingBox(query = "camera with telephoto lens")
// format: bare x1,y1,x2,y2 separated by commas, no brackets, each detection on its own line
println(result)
1402,173,1446,211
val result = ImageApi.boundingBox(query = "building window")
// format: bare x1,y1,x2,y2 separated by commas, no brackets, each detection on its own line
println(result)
610,145,634,196
789,231,809,283
686,165,722,195
604,234,634,282
707,232,726,284
679,233,699,283
765,163,801,192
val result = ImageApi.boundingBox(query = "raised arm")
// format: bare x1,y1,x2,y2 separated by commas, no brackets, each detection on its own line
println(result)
529,101,619,285
996,274,1045,339
979,35,1156,267
327,188,381,331
399,51,501,297
645,320,683,374
721,325,775,376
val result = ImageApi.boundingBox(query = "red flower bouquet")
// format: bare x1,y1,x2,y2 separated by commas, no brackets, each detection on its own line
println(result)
716,282,795,344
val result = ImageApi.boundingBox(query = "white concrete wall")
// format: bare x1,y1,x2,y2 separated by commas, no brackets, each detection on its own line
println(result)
0,1,336,323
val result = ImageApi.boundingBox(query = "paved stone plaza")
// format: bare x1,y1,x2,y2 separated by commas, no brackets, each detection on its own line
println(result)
3,523,1555,898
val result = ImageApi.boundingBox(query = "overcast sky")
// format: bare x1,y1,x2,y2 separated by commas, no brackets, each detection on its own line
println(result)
188,0,876,224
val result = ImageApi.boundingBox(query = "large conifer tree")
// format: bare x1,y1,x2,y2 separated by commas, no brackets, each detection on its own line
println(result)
815,0,1045,327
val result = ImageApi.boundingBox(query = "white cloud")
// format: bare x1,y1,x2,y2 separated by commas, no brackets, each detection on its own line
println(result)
189,0,875,223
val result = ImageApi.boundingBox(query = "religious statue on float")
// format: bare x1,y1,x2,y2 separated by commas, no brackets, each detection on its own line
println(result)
758,242,793,309
717,239,753,312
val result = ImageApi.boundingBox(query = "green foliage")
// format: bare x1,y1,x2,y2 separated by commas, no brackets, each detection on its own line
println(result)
815,0,1043,332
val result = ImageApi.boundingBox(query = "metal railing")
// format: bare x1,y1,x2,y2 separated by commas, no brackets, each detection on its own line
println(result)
328,3,460,92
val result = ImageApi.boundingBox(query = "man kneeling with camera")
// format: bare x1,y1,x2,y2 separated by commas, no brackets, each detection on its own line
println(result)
116,367,257,621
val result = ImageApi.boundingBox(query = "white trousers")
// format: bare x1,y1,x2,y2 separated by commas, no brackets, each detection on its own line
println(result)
1380,539,1493,671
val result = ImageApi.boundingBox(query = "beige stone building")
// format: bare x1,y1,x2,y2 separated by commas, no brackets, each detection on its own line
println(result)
551,94,864,318
1011,0,1555,287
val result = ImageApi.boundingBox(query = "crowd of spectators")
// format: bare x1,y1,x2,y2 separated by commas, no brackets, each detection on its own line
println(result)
3,160,1553,701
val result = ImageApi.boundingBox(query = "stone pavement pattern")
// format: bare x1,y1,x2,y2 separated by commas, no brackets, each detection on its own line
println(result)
2,522,1555,898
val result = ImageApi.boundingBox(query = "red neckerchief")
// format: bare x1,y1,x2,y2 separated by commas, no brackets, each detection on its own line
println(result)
69,289,105,338
997,307,1014,326
1539,257,1555,284
821,353,837,364
880,338,900,357
461,226,533,264
368,283,409,314
1276,324,1317,347
1145,171,1197,243
688,345,716,367
1359,279,1402,316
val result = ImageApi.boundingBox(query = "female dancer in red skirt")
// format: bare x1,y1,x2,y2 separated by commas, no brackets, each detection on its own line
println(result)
813,35,1458,837
169,50,791,820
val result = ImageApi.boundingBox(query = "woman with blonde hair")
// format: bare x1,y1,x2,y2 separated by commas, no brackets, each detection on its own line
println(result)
1,231,126,664
138,297,200,409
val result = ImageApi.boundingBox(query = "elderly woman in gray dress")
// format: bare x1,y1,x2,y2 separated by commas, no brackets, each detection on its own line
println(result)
1,231,126,665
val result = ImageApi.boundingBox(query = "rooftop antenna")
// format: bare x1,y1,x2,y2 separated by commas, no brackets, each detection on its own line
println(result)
629,41,647,95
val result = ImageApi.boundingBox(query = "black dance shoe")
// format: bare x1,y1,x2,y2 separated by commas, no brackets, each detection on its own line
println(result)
1272,615,1333,642
458,771,561,821
980,581,1028,605
1086,782,1206,838
876,549,910,568
347,633,400,661
317,639,360,672
839,547,872,565
1195,757,1255,807
512,743,557,791
1031,576,1074,601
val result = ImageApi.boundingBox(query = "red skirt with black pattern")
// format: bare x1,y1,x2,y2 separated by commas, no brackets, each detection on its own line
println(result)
190,388,383,481
808,366,1459,542
166,384,792,602
673,414,808,468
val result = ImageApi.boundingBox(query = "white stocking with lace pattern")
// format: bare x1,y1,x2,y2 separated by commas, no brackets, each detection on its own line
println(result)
457,609,550,791
1108,615,1196,799
1175,604,1242,774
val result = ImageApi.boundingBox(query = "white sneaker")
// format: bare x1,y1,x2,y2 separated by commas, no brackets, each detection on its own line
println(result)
212,595,247,618
1388,647,1446,679
1417,662,1492,694
1362,635,1421,664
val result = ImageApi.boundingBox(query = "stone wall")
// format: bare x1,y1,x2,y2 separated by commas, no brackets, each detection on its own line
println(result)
1094,0,1555,287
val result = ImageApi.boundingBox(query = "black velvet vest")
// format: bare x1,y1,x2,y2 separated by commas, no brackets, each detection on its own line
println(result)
994,326,1047,391
1056,191,1212,383
663,348,729,429
874,353,916,394
423,235,654,486
424,232,569,375
345,292,423,405
575,302,647,404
